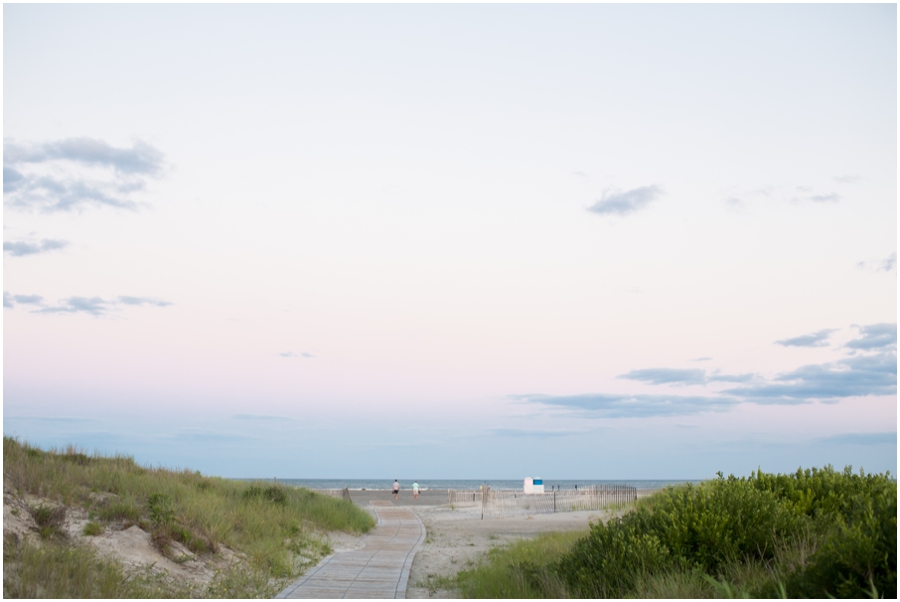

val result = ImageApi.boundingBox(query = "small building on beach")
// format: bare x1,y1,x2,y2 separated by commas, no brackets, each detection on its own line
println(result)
523,477,544,494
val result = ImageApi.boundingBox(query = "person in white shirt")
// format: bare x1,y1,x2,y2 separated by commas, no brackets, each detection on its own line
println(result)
392,479,400,501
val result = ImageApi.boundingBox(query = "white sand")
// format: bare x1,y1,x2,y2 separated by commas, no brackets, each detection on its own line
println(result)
405,503,609,598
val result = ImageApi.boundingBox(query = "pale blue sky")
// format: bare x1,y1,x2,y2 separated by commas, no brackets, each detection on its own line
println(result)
4,4,896,478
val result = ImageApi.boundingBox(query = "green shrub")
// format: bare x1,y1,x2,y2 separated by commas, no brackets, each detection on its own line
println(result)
766,472,897,598
552,467,896,599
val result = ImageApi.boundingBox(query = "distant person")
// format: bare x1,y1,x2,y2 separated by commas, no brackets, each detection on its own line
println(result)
392,479,400,500
412,481,420,500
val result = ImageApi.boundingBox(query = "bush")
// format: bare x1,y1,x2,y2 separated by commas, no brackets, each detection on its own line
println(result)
551,466,896,599
770,472,897,598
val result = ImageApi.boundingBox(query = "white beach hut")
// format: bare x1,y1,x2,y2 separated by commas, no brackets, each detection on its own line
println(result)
523,477,544,494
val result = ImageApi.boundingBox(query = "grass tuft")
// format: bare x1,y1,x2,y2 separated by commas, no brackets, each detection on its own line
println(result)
29,504,67,540
82,521,104,537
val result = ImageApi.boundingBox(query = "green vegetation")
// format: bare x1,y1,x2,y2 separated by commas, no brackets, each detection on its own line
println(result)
5,537,194,598
82,521,104,536
3,437,375,598
450,466,896,598
29,504,67,540
452,531,587,598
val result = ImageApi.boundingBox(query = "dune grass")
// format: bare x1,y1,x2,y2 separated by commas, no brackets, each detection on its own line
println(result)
3,437,375,598
452,530,587,598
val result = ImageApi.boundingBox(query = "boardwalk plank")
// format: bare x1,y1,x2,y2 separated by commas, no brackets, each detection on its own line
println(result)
275,503,425,599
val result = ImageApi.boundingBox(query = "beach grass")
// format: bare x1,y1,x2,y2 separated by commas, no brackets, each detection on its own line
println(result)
3,437,375,597
452,530,586,598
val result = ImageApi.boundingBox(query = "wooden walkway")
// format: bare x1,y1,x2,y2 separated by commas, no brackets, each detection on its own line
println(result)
275,502,425,599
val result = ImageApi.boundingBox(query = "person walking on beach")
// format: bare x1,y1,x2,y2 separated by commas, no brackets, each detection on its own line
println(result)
392,479,400,501
412,481,420,500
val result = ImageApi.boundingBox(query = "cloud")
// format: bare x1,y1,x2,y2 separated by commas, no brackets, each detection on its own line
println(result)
857,252,896,273
845,323,897,351
3,137,164,212
809,193,841,203
514,393,737,418
29,295,171,316
5,138,163,176
721,350,897,403
724,197,743,211
36,296,110,316
4,292,45,308
12,294,44,304
279,351,313,358
775,329,837,348
587,185,662,216
619,368,706,385
707,372,755,383
834,175,861,184
116,296,172,307
817,432,896,446
693,357,712,362
520,325,896,418
618,367,754,385
572,171,588,178
4,166,25,193
751,186,774,197
3,238,69,256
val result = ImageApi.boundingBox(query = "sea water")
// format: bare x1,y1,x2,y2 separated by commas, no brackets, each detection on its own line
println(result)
241,478,702,491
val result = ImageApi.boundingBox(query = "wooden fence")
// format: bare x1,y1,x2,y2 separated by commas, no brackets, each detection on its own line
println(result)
447,489,484,504
448,485,637,517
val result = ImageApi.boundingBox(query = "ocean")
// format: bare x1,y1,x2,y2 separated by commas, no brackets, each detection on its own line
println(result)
242,478,703,491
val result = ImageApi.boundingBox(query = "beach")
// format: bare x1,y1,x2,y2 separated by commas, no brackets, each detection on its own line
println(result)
343,489,657,598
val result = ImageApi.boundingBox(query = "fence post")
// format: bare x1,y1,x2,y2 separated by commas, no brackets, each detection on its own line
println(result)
553,490,556,513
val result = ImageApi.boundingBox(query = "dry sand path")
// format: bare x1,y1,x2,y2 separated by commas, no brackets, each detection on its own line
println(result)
275,501,425,599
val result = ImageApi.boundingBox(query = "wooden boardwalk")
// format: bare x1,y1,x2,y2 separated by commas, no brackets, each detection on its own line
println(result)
275,501,425,599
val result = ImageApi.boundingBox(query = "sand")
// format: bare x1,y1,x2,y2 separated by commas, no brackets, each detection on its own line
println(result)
347,489,616,598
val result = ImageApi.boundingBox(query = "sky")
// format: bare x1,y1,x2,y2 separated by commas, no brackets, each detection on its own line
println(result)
3,4,897,479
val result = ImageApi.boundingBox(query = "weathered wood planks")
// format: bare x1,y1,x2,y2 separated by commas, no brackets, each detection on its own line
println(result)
275,501,425,599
